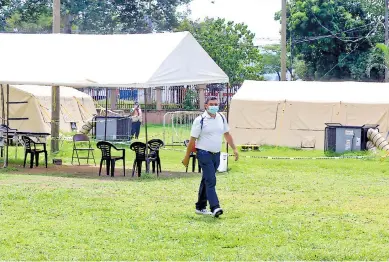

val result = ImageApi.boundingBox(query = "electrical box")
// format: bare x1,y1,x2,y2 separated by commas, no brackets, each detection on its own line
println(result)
324,123,363,154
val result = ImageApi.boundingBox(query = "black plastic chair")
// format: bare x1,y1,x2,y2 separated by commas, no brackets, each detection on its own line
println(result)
96,141,125,177
130,141,158,177
22,136,47,168
72,134,96,165
147,139,164,173
184,140,201,173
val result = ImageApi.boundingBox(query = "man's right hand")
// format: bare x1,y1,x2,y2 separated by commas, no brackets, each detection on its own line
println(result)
182,156,190,167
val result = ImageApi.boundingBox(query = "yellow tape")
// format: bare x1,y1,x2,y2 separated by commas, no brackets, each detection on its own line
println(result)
60,103,75,123
38,101,51,124
74,96,91,120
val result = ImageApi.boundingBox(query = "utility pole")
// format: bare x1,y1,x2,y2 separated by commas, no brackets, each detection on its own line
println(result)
385,0,389,82
51,0,60,153
281,0,287,81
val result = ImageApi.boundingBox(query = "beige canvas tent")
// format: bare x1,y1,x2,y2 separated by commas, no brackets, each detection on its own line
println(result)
0,85,97,134
229,80,389,150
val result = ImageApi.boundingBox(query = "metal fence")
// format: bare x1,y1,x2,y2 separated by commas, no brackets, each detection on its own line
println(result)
160,85,199,110
205,84,240,111
163,111,203,146
81,84,240,111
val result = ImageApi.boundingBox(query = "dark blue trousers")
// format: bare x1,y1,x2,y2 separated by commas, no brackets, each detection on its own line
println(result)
195,149,221,211
131,121,141,139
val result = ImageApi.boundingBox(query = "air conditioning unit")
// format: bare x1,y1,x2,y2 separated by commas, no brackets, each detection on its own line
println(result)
93,116,133,141
324,123,379,154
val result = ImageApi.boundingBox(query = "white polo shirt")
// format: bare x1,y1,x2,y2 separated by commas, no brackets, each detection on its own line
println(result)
190,111,229,153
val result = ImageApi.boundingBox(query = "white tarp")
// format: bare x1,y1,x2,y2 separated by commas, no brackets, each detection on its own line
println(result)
232,80,389,104
0,31,228,88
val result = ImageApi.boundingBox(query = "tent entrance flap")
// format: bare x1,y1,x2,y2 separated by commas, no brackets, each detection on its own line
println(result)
6,100,31,130
288,103,334,131
234,101,278,130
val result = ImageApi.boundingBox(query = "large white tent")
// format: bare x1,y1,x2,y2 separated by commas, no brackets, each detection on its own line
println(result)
0,31,229,166
229,80,389,150
0,31,228,87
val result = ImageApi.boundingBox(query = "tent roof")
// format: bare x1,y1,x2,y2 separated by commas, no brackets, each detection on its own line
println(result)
233,80,389,104
0,32,228,88
10,85,92,98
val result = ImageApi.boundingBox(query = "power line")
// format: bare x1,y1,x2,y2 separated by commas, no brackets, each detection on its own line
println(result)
293,22,378,44
312,14,379,43
318,22,380,80
193,21,378,49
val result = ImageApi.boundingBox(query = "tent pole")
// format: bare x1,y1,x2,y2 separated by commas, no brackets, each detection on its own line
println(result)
104,87,108,141
4,84,9,168
144,88,149,173
226,83,229,171
1,85,4,125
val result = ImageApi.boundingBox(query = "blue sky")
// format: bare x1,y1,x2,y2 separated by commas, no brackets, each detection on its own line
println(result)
186,0,281,45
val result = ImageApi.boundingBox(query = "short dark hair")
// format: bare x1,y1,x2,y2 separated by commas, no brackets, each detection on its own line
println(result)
205,96,218,104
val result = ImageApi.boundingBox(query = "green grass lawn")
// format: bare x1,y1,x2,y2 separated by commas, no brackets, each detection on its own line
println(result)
0,125,389,260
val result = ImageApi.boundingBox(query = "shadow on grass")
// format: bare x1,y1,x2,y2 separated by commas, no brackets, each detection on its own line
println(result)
0,163,205,182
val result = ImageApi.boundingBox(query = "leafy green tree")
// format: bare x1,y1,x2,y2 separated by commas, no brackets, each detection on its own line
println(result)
176,18,264,85
0,0,52,32
1,0,191,34
5,10,52,33
182,88,197,110
0,0,11,31
114,0,191,34
275,0,380,81
366,43,387,80
261,44,296,80
261,44,282,80
293,58,309,80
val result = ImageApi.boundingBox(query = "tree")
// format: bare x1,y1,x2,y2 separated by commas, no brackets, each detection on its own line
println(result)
293,58,309,80
182,88,197,110
261,44,295,80
176,18,264,85
1,0,191,34
0,0,11,31
261,44,282,80
114,0,191,34
366,43,387,80
275,0,380,81
5,9,52,33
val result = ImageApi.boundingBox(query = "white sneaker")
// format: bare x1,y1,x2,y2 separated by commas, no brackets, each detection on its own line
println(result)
195,209,212,215
212,208,223,218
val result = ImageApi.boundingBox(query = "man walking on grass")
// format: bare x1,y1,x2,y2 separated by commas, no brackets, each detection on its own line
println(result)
182,96,239,218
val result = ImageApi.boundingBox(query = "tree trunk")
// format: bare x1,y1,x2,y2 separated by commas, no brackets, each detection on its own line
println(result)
276,71,281,81
287,67,293,81
64,14,73,34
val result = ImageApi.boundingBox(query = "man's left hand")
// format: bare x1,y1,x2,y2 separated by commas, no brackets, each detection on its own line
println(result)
233,149,239,161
